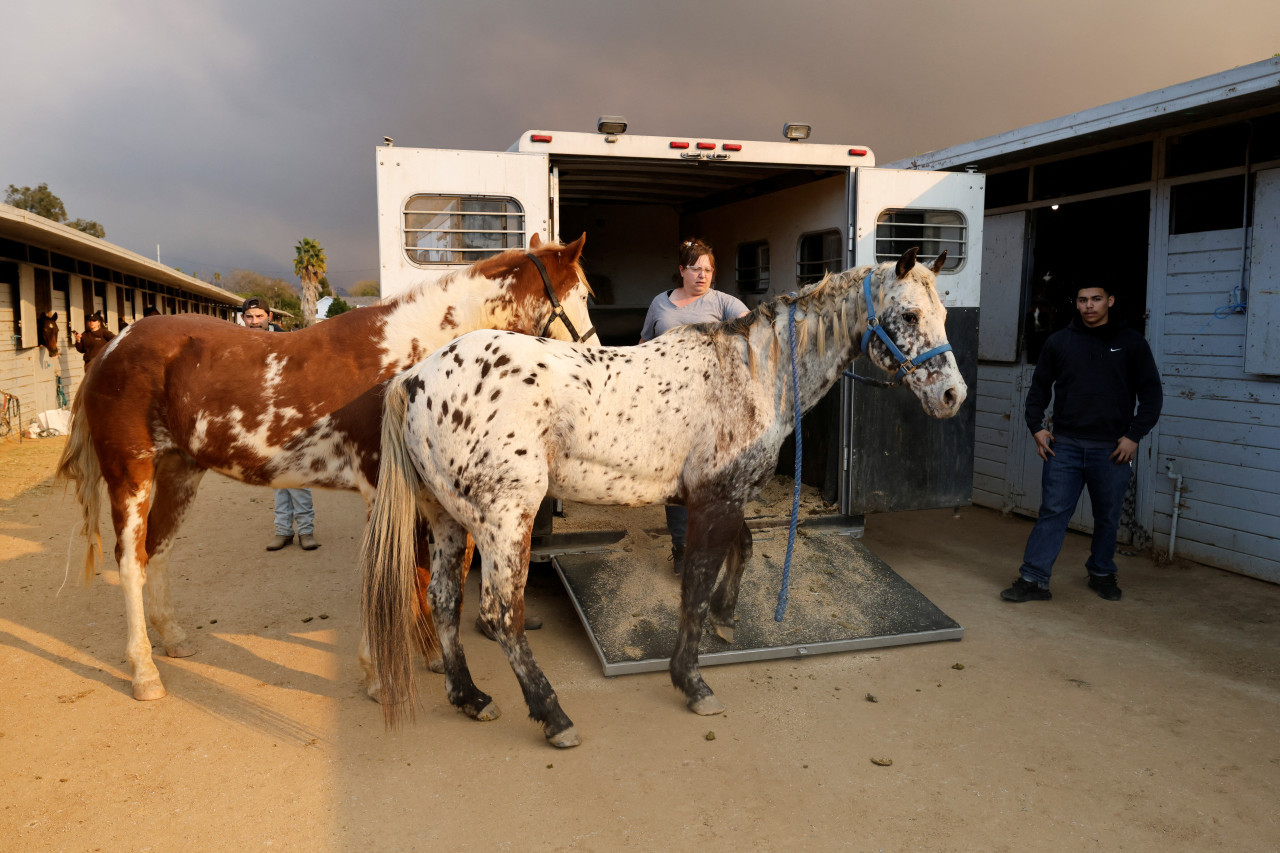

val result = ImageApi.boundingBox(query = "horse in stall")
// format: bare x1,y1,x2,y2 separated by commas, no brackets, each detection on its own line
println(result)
39,312,60,355
362,247,966,747
55,235,596,702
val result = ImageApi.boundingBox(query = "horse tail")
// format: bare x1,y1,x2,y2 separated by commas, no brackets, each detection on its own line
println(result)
361,374,425,727
54,391,103,585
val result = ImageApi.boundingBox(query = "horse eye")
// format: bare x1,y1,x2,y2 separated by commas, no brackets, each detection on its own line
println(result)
903,311,919,325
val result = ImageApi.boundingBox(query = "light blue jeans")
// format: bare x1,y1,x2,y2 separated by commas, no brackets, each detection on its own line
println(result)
274,488,314,536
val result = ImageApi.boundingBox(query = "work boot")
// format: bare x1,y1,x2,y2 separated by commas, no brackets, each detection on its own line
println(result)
298,533,321,551
669,542,686,575
1000,577,1052,602
266,534,294,551
476,613,544,640
1087,573,1122,601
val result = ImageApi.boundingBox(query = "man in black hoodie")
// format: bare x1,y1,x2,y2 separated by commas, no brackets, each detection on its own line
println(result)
1002,283,1163,603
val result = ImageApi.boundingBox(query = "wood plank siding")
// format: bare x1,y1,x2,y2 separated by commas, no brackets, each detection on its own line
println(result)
1154,228,1280,582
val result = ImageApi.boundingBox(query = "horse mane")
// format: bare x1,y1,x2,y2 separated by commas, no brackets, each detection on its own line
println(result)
378,241,591,308
684,265,875,380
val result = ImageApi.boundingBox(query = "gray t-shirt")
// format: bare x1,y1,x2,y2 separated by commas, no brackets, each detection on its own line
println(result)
640,289,749,341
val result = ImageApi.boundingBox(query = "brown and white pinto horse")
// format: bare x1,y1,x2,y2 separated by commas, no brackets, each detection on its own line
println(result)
56,235,595,702
362,248,965,747
39,312,60,355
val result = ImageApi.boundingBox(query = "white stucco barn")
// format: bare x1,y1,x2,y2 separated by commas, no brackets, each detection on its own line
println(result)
892,57,1280,583
1,204,243,432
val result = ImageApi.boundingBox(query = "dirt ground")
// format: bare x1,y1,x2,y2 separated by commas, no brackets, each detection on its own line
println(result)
1,435,1277,851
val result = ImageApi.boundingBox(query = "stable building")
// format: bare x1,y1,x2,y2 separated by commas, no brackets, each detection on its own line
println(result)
891,56,1280,583
1,203,244,430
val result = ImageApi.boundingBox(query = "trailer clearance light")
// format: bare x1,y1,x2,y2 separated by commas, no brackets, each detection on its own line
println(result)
530,134,552,143
722,143,742,151
848,148,868,156
783,122,811,141
696,142,715,150
669,141,690,149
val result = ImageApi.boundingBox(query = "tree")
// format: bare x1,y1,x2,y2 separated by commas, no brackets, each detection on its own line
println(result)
5,183,105,237
294,238,327,327
348,279,381,298
326,295,354,318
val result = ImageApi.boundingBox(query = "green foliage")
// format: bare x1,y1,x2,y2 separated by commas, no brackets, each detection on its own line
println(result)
348,279,381,297
5,183,105,237
326,295,354,318
318,275,333,298
294,237,327,326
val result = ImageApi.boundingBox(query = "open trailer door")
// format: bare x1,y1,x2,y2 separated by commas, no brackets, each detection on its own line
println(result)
841,168,985,514
375,147,550,298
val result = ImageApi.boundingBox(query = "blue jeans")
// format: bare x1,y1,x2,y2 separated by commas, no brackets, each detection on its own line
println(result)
274,488,314,536
1019,438,1133,588
666,505,687,547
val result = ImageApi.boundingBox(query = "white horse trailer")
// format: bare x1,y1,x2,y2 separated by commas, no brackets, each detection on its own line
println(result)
374,128,985,671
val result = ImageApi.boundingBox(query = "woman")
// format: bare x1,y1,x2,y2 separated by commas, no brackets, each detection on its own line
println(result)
639,238,749,573
73,311,116,367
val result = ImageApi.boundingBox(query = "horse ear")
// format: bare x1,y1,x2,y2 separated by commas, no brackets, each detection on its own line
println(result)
929,250,948,275
529,233,542,248
562,233,586,265
52,312,59,321
895,246,920,278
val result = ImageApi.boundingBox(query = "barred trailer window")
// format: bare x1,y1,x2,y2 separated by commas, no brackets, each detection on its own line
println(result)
736,241,770,292
404,195,525,265
797,230,842,286
875,209,966,271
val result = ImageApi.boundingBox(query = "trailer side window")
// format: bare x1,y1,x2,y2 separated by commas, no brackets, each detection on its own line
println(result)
875,209,965,272
797,230,842,286
403,195,525,265
736,241,770,292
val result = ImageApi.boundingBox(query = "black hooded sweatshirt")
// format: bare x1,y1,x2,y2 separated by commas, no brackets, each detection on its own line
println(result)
1024,315,1163,443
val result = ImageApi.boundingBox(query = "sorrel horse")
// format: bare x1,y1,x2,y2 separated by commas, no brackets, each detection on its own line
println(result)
56,235,596,702
362,247,965,747
39,312,60,355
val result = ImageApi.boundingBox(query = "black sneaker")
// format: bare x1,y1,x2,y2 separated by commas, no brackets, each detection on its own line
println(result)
1087,574,1122,601
1001,577,1052,602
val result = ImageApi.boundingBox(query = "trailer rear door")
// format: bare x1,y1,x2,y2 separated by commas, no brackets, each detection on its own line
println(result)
841,168,985,514
375,148,550,297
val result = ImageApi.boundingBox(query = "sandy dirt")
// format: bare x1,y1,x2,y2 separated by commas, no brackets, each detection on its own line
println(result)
1,436,1277,851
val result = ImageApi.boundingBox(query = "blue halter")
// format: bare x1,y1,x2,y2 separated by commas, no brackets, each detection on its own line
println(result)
858,271,953,381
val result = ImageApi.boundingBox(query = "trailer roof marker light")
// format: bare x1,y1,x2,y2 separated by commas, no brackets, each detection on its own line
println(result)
530,134,553,143
696,142,716,150
723,143,742,151
669,141,690,149
848,147,868,157
783,122,811,141
596,116,628,135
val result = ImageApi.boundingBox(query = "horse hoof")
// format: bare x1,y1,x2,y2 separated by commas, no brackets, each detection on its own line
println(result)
133,679,167,701
547,726,581,748
689,694,725,716
165,641,196,658
474,701,501,722
426,657,445,674
713,623,735,644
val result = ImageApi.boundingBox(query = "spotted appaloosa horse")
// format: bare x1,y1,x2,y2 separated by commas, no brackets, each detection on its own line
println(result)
55,235,596,702
362,247,965,747
39,312,60,355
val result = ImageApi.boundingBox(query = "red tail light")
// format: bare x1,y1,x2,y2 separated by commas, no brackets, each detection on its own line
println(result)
848,147,868,156
696,142,715,150
669,141,690,149
530,134,552,143
723,143,742,151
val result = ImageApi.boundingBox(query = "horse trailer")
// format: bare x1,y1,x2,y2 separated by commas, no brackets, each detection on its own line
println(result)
373,127,985,671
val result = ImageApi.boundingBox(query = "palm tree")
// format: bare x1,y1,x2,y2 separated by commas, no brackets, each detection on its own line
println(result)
294,238,327,326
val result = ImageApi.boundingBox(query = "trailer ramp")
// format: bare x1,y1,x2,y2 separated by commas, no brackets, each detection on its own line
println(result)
548,507,962,677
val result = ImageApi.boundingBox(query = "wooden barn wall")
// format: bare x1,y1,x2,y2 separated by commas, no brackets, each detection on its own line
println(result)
972,362,1019,512
1,269,85,434
1153,227,1280,582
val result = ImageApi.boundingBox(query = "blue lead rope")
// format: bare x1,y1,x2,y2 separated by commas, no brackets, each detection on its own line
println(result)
776,300,803,622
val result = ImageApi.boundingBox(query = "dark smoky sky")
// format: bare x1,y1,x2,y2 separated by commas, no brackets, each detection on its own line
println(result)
3,0,1276,292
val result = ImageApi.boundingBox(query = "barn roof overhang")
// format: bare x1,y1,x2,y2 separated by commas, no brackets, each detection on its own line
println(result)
888,56,1280,173
0,203,243,305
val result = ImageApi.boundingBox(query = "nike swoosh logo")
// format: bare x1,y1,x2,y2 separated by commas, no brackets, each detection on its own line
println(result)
1111,348,1122,352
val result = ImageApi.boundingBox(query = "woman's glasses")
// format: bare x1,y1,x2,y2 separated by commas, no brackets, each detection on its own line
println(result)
685,266,714,276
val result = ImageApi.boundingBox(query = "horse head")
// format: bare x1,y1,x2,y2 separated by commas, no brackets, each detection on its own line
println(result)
39,312,60,356
865,247,966,418
523,233,597,344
